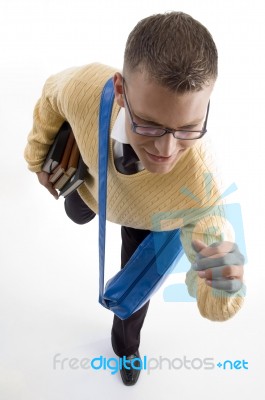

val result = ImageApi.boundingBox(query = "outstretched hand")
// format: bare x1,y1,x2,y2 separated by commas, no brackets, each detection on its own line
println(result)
191,240,244,293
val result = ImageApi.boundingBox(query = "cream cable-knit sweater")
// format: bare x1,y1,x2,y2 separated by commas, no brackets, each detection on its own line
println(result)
24,63,245,321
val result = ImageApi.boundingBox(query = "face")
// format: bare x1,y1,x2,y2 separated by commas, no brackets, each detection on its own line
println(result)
113,71,214,174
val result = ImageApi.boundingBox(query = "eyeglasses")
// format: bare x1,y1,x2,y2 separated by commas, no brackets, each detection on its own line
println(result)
122,79,210,140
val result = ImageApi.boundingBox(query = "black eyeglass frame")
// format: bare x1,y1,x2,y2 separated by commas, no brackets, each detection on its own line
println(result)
122,78,210,140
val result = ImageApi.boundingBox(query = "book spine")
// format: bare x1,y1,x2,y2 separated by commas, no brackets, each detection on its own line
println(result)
49,131,75,184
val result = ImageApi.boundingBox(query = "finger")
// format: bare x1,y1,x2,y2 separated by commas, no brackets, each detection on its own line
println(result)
193,251,245,270
206,278,243,293
191,239,208,253
198,265,243,280
47,183,59,199
195,241,238,258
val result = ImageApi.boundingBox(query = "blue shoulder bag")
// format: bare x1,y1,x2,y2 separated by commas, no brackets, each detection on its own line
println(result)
98,78,184,320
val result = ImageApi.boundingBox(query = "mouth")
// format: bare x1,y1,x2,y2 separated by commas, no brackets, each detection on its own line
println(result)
145,150,178,163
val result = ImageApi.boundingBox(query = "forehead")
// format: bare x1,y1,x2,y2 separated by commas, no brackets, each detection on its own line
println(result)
124,71,214,127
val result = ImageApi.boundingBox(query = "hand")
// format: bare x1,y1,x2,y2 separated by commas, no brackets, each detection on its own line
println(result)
191,240,244,293
36,171,59,199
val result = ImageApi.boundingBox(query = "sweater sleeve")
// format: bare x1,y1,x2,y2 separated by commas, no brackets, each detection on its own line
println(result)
24,67,82,172
180,204,246,321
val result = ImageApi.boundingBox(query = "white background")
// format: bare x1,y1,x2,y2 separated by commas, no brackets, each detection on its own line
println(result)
1,0,264,399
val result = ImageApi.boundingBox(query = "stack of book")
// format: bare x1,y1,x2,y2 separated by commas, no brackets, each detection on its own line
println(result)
42,122,87,197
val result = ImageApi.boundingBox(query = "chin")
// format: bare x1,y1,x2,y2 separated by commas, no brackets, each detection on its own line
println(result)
143,155,184,174
140,148,187,174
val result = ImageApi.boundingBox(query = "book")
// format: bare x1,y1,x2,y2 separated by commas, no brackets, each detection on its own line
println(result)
42,122,71,173
42,121,87,197
53,141,80,190
59,155,87,198
48,130,75,184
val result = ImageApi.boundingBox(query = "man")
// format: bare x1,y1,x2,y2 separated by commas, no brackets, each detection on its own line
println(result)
24,12,245,386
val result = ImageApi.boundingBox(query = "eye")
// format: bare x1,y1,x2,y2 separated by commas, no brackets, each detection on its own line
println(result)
134,113,162,127
139,118,160,127
180,124,199,131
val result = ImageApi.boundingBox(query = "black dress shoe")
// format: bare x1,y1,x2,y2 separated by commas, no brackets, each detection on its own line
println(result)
120,350,141,386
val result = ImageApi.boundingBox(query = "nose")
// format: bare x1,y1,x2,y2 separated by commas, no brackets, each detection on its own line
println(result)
153,133,181,156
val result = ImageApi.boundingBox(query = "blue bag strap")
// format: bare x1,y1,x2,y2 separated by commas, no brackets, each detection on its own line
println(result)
98,77,183,311
98,78,115,303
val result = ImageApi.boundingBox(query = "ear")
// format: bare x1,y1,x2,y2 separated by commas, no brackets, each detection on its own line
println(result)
113,72,125,108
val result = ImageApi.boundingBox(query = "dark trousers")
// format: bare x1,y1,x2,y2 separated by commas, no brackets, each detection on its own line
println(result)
64,191,150,357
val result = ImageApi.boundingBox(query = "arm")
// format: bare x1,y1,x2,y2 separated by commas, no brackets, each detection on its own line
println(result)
24,67,82,196
181,204,246,321
24,72,70,172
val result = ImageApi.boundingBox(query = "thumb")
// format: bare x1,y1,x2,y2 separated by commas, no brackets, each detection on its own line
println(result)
191,239,207,253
